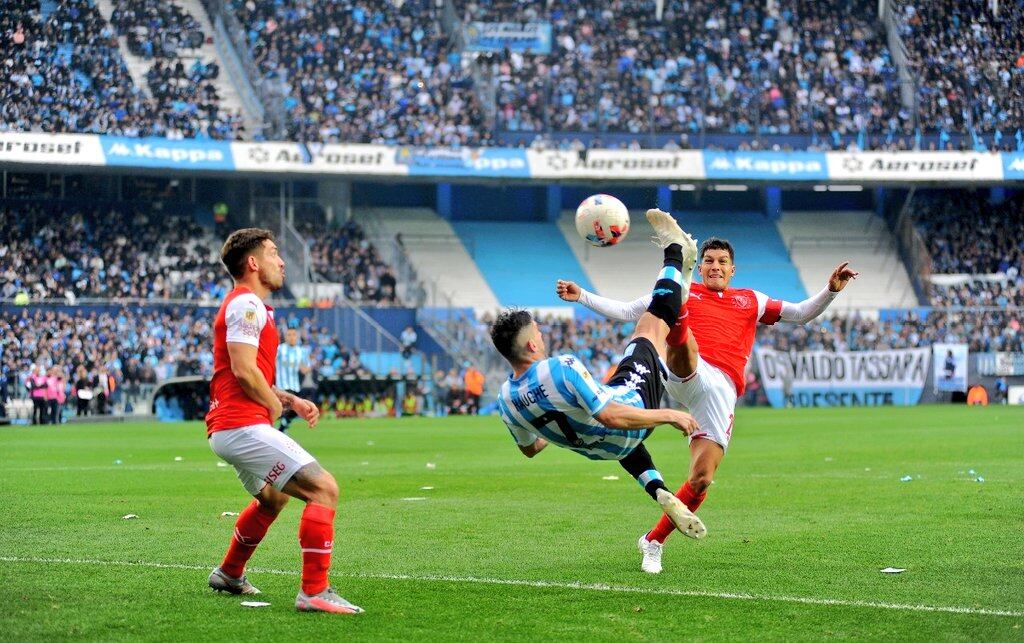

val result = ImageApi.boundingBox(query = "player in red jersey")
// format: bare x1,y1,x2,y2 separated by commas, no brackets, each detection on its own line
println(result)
557,229,857,573
205,228,362,614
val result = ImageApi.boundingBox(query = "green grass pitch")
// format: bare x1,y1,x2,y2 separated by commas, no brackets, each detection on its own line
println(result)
1,406,1022,641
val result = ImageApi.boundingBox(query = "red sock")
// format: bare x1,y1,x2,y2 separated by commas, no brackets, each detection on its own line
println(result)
299,503,335,595
647,481,708,544
220,500,278,578
666,308,690,347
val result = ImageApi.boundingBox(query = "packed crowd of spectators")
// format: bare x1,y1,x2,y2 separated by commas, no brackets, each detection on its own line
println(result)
909,190,1024,308
758,309,1024,353
0,0,242,138
232,0,491,145
929,278,1024,308
898,0,1024,141
301,220,400,304
474,0,904,145
0,307,373,420
111,0,205,58
0,203,232,301
110,0,246,140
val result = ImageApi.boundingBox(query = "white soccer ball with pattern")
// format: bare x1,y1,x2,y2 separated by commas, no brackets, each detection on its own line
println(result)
575,194,630,247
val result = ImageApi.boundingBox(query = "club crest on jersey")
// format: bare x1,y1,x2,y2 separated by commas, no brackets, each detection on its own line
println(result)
733,294,752,308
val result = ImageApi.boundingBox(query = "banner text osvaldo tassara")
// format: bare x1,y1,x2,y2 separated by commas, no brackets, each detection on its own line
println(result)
755,347,931,407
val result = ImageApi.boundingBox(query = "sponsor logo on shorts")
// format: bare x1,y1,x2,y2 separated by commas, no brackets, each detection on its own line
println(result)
264,461,287,485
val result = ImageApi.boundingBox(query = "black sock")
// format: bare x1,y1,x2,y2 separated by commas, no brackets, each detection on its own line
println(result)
619,445,668,500
646,243,684,328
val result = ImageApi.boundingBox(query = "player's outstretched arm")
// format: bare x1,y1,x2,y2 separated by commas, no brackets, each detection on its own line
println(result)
555,279,651,322
596,402,698,435
777,261,859,324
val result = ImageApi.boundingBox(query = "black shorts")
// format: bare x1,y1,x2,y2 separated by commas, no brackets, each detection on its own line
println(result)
606,337,667,410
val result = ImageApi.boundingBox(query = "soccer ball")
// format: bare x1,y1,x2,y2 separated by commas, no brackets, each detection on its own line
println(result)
575,194,630,247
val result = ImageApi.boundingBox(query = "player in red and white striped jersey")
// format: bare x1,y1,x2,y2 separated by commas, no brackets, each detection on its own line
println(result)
559,234,857,573
205,228,362,614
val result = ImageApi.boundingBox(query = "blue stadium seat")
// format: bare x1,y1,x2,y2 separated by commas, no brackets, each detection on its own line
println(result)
452,221,595,307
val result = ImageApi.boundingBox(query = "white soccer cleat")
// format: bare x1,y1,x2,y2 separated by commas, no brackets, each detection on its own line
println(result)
295,587,364,615
647,208,685,249
208,566,261,595
656,488,707,540
638,534,664,574
647,208,698,292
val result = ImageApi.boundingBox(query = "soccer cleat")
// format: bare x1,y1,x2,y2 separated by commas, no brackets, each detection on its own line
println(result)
208,567,261,595
646,208,698,293
656,488,707,540
295,587,364,614
638,534,664,574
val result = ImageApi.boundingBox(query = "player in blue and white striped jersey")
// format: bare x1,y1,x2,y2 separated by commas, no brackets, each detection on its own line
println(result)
491,209,707,541
276,328,310,432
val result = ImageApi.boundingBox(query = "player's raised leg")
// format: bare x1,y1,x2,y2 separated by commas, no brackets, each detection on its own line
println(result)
283,462,364,615
629,208,697,350
619,445,706,542
642,438,723,547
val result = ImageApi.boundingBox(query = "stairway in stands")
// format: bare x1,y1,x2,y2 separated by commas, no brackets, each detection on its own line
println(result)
776,211,918,309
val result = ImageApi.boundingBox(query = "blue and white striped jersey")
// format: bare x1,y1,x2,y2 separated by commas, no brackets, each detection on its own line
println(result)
276,343,308,392
496,354,648,461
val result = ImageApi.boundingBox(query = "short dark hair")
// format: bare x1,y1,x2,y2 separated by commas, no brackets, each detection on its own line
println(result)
490,309,534,362
700,237,734,262
221,228,274,278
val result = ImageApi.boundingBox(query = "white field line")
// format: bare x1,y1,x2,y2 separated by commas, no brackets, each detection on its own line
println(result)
0,555,1020,618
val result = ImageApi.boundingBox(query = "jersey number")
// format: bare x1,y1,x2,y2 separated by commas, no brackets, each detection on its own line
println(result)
529,411,586,447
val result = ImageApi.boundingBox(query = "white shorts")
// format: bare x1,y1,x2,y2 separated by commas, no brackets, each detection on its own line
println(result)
208,424,316,496
664,356,737,451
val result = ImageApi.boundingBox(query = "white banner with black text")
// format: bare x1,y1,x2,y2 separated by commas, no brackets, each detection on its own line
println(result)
755,347,931,408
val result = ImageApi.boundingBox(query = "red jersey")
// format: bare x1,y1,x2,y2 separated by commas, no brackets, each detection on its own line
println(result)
205,286,278,437
686,282,782,395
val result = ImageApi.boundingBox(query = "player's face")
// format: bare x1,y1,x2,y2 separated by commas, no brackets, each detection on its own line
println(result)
699,249,736,291
286,329,298,345
256,240,286,291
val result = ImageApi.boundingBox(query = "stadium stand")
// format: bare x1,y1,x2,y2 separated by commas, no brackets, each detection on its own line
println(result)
476,0,902,146
452,220,595,308
299,219,401,305
0,0,244,138
776,210,916,308
0,307,371,415
230,0,491,146
758,308,1024,353
898,0,1024,145
912,191,1024,275
354,208,500,311
0,202,230,301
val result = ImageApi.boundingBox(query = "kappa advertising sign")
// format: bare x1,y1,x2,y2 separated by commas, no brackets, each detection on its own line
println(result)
0,132,105,166
395,147,530,178
703,151,828,180
102,136,234,170
529,150,704,180
755,347,931,408
1002,153,1024,180
827,152,1003,182
231,142,407,175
